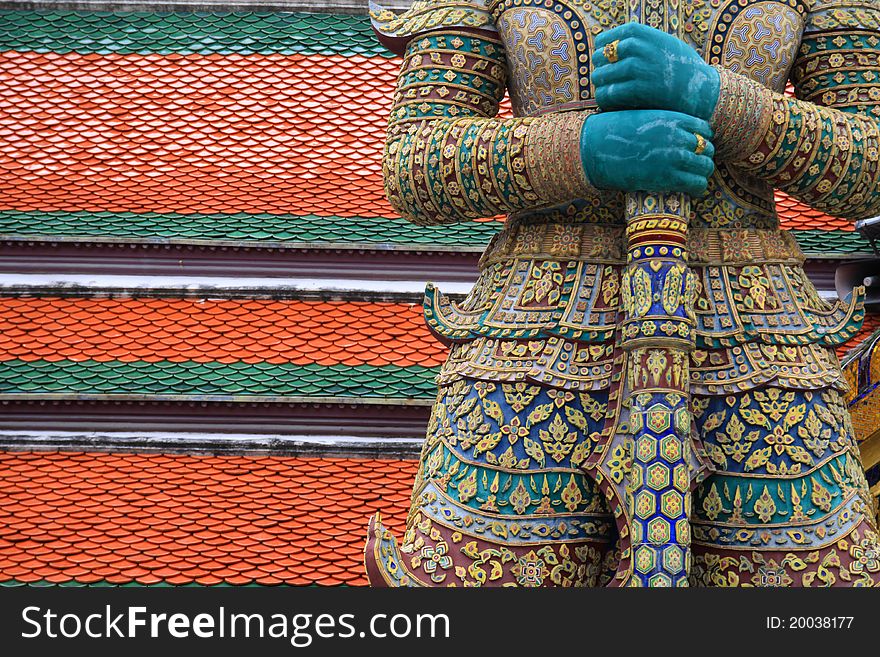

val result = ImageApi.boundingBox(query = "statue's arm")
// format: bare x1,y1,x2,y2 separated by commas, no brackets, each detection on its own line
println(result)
381,28,594,225
710,2,880,221
375,3,717,224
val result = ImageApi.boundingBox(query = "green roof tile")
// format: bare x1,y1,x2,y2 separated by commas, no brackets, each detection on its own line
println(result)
0,210,870,255
0,10,391,57
791,229,874,255
0,360,438,399
0,211,500,248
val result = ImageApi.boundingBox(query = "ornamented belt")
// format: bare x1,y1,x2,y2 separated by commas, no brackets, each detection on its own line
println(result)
479,219,806,268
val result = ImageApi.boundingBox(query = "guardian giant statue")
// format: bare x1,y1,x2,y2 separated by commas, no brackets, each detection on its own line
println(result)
364,0,880,586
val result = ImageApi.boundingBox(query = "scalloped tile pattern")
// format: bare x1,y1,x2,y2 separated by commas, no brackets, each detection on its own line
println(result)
838,313,880,360
0,210,502,245
0,10,392,57
793,229,871,254
0,210,865,254
0,297,444,367
0,360,438,398
0,451,416,586
0,51,395,216
775,190,852,232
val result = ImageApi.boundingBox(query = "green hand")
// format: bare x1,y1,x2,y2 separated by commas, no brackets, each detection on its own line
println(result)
580,109,715,197
592,23,721,121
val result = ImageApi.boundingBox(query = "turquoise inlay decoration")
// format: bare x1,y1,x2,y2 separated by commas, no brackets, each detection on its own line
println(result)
426,444,601,516
694,452,860,526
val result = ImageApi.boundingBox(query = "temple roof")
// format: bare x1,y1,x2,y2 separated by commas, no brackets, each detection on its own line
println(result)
0,10,392,57
0,5,876,587
0,211,500,248
0,297,441,400
0,451,414,586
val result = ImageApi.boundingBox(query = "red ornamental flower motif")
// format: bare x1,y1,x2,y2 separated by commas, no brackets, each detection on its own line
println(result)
688,232,710,261
500,417,530,444
516,226,543,253
473,381,496,397
547,389,574,407
765,425,794,454
549,225,580,253
513,551,548,587
587,228,619,259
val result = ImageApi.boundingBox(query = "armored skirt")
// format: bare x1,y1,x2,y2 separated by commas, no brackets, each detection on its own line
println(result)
365,214,880,587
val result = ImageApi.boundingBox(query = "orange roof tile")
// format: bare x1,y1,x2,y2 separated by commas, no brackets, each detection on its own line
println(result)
775,190,851,232
0,297,445,367
0,52,395,217
0,451,416,586
838,313,880,360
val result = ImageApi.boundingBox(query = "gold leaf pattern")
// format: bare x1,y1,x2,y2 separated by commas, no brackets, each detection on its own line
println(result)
744,446,773,472
754,486,777,523
539,413,578,463
662,265,684,315
631,267,653,317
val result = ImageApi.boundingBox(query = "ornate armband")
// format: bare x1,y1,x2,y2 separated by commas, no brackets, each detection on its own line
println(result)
708,65,880,221
525,112,594,207
370,0,495,56
383,30,596,225
709,65,775,162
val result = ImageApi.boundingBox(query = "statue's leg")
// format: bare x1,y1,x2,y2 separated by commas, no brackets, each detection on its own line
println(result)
689,385,880,587
365,377,618,587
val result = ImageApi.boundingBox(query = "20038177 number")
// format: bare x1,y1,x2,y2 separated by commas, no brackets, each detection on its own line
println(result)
766,617,854,629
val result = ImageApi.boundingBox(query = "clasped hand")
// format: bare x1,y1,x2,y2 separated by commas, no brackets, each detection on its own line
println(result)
581,22,721,197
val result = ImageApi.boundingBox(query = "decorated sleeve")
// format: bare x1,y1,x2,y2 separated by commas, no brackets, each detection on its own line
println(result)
373,4,594,225
708,1,880,222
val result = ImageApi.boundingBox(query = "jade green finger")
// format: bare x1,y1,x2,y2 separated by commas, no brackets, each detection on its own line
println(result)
677,151,716,177
591,59,640,87
594,22,639,48
671,171,711,196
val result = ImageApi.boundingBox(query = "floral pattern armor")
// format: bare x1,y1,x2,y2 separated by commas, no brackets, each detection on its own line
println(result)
364,0,880,587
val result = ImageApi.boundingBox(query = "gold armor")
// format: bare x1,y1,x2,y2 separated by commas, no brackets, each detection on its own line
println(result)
364,0,880,587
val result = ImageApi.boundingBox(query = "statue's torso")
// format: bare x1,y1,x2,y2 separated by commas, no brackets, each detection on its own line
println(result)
367,0,880,589
493,0,809,230
425,0,861,394
495,0,806,114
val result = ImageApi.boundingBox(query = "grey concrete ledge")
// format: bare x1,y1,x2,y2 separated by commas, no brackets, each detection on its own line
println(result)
0,396,433,441
0,234,486,256
0,273,471,300
0,429,422,459
0,244,482,287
